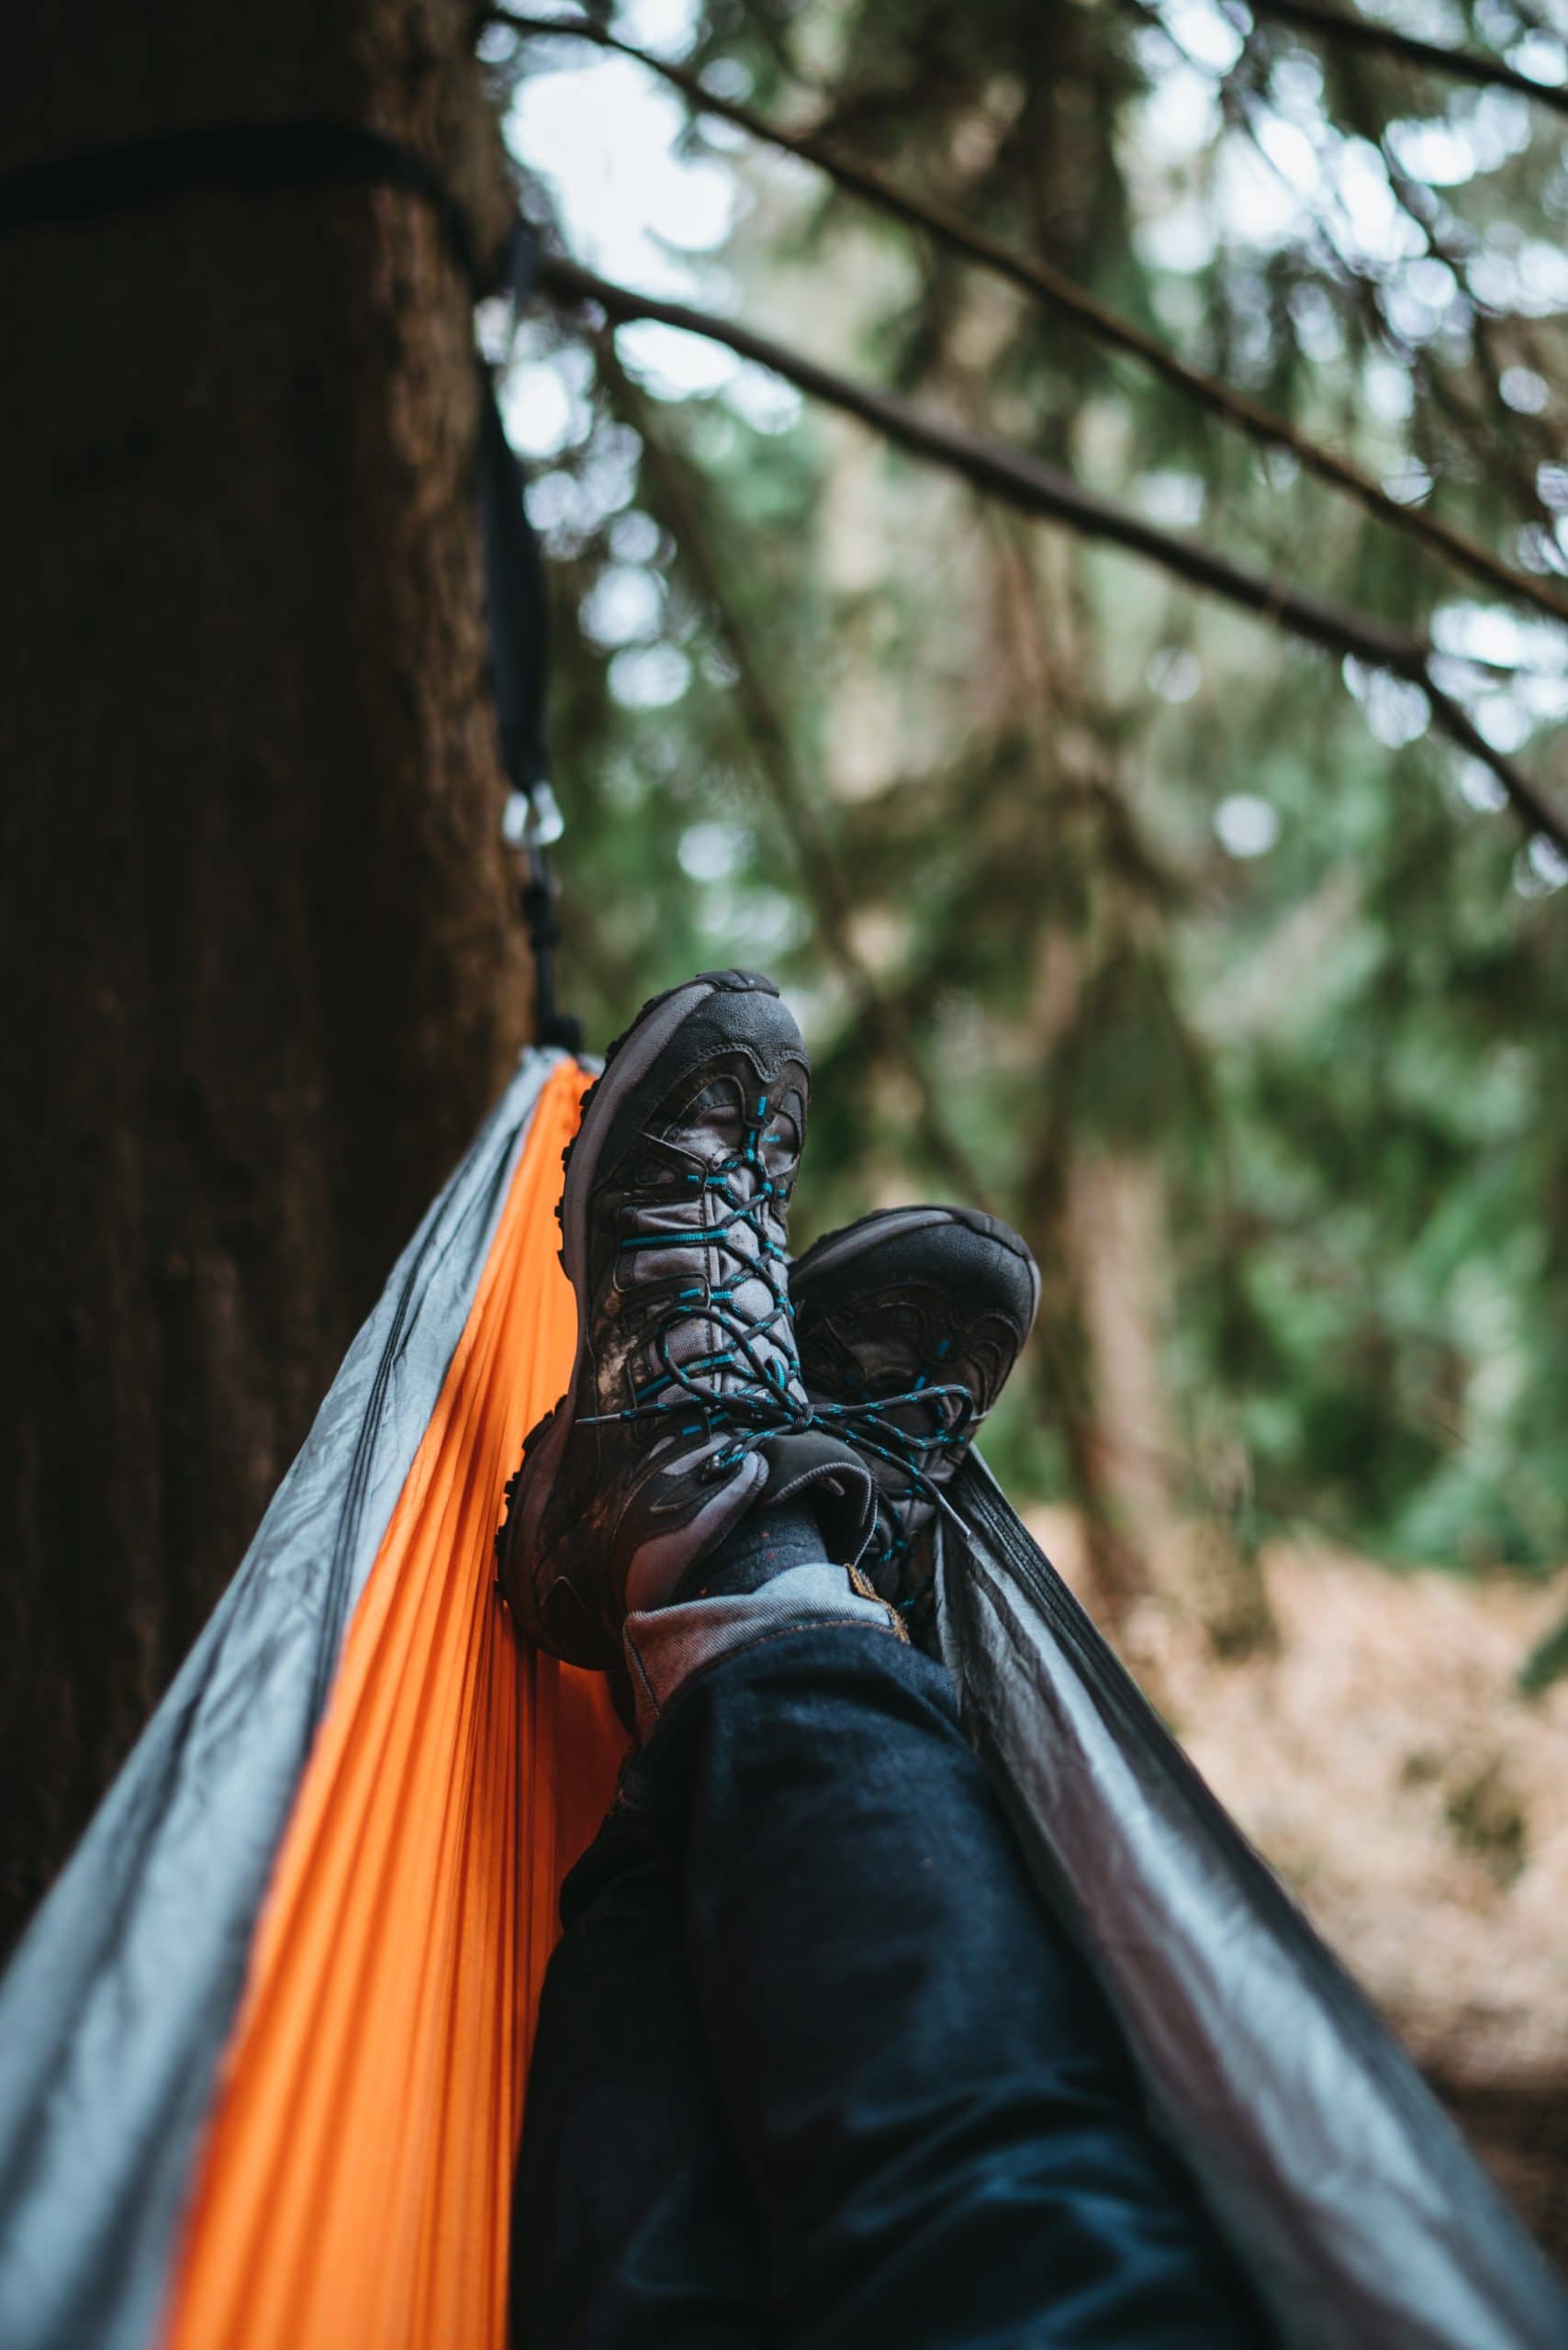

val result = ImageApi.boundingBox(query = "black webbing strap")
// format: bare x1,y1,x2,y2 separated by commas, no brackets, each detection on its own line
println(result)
478,217,581,1049
481,355,581,1053
0,120,485,280
0,118,579,1049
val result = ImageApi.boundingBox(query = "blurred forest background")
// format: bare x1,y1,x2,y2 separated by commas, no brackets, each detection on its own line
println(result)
484,0,1568,2242
3,0,1565,2267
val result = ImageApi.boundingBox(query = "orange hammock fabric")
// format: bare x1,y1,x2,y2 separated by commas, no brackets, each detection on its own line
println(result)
162,1059,626,2350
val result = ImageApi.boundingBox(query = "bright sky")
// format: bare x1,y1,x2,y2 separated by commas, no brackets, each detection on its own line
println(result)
500,0,804,416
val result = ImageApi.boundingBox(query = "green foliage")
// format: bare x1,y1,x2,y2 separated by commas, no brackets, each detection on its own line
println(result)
493,0,1568,1574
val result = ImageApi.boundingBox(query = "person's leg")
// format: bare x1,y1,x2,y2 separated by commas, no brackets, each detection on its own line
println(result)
622,1609,1269,2350
510,1802,768,2350
512,1512,883,2350
510,1501,846,2348
498,970,1264,2347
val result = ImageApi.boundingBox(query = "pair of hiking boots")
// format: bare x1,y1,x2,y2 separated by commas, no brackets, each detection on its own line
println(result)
497,969,1038,1670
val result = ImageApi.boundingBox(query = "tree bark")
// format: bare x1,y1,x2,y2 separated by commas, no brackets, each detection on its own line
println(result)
0,0,528,1951
1066,1151,1180,1587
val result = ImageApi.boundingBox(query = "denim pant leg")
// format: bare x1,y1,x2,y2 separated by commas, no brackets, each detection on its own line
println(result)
510,1806,767,2350
626,1623,1270,2350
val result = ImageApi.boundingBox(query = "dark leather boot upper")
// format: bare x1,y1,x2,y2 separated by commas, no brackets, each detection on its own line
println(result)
499,971,874,1667
791,1206,1039,1629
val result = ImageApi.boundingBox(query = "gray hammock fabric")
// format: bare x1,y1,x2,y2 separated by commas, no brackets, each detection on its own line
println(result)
940,1466,1568,2350
0,1048,569,2350
0,1040,1562,2349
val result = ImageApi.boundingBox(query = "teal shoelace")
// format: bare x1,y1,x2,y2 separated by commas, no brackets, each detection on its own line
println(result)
582,1091,812,1479
581,1092,981,1571
814,1365,978,1605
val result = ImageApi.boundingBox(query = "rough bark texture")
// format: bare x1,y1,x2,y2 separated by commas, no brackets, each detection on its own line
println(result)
0,0,528,1951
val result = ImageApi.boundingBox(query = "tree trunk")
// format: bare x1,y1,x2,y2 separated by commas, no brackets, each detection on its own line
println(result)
1065,1151,1180,1606
0,0,528,1952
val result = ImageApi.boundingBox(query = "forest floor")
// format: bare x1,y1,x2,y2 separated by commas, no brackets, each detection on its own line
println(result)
1027,1509,1568,2265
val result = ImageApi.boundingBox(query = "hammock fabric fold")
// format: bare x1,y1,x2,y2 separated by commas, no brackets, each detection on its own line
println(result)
0,1051,622,2350
163,1055,623,2350
0,1046,1564,2350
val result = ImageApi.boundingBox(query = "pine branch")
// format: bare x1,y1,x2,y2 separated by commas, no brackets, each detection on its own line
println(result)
493,7,1567,625
1143,0,1568,599
541,253,1568,856
592,339,993,1203
1245,0,1568,117
1211,7,1565,517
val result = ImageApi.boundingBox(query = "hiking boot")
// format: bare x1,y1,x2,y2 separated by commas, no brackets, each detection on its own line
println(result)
497,970,876,1670
791,1206,1039,1639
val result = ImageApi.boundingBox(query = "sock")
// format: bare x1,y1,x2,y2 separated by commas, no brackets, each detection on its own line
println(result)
684,1496,829,1601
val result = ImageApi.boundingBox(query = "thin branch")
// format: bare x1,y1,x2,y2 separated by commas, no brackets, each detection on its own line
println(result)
1193,23,1567,549
1244,0,1568,118
494,7,1567,625
594,339,993,1203
540,252,1568,855
1148,0,1568,497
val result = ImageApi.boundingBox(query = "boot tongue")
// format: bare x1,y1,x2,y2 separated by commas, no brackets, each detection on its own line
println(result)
757,1430,877,1566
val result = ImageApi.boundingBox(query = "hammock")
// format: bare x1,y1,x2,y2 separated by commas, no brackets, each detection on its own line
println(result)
2,128,1565,2350
0,1043,1563,2350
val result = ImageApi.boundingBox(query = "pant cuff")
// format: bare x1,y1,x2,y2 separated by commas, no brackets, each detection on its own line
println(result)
623,1560,904,1740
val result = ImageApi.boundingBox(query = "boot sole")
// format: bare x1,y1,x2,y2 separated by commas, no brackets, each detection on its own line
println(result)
496,970,781,1653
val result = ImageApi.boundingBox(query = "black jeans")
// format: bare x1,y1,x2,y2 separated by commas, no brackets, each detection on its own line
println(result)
511,1625,1266,2349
